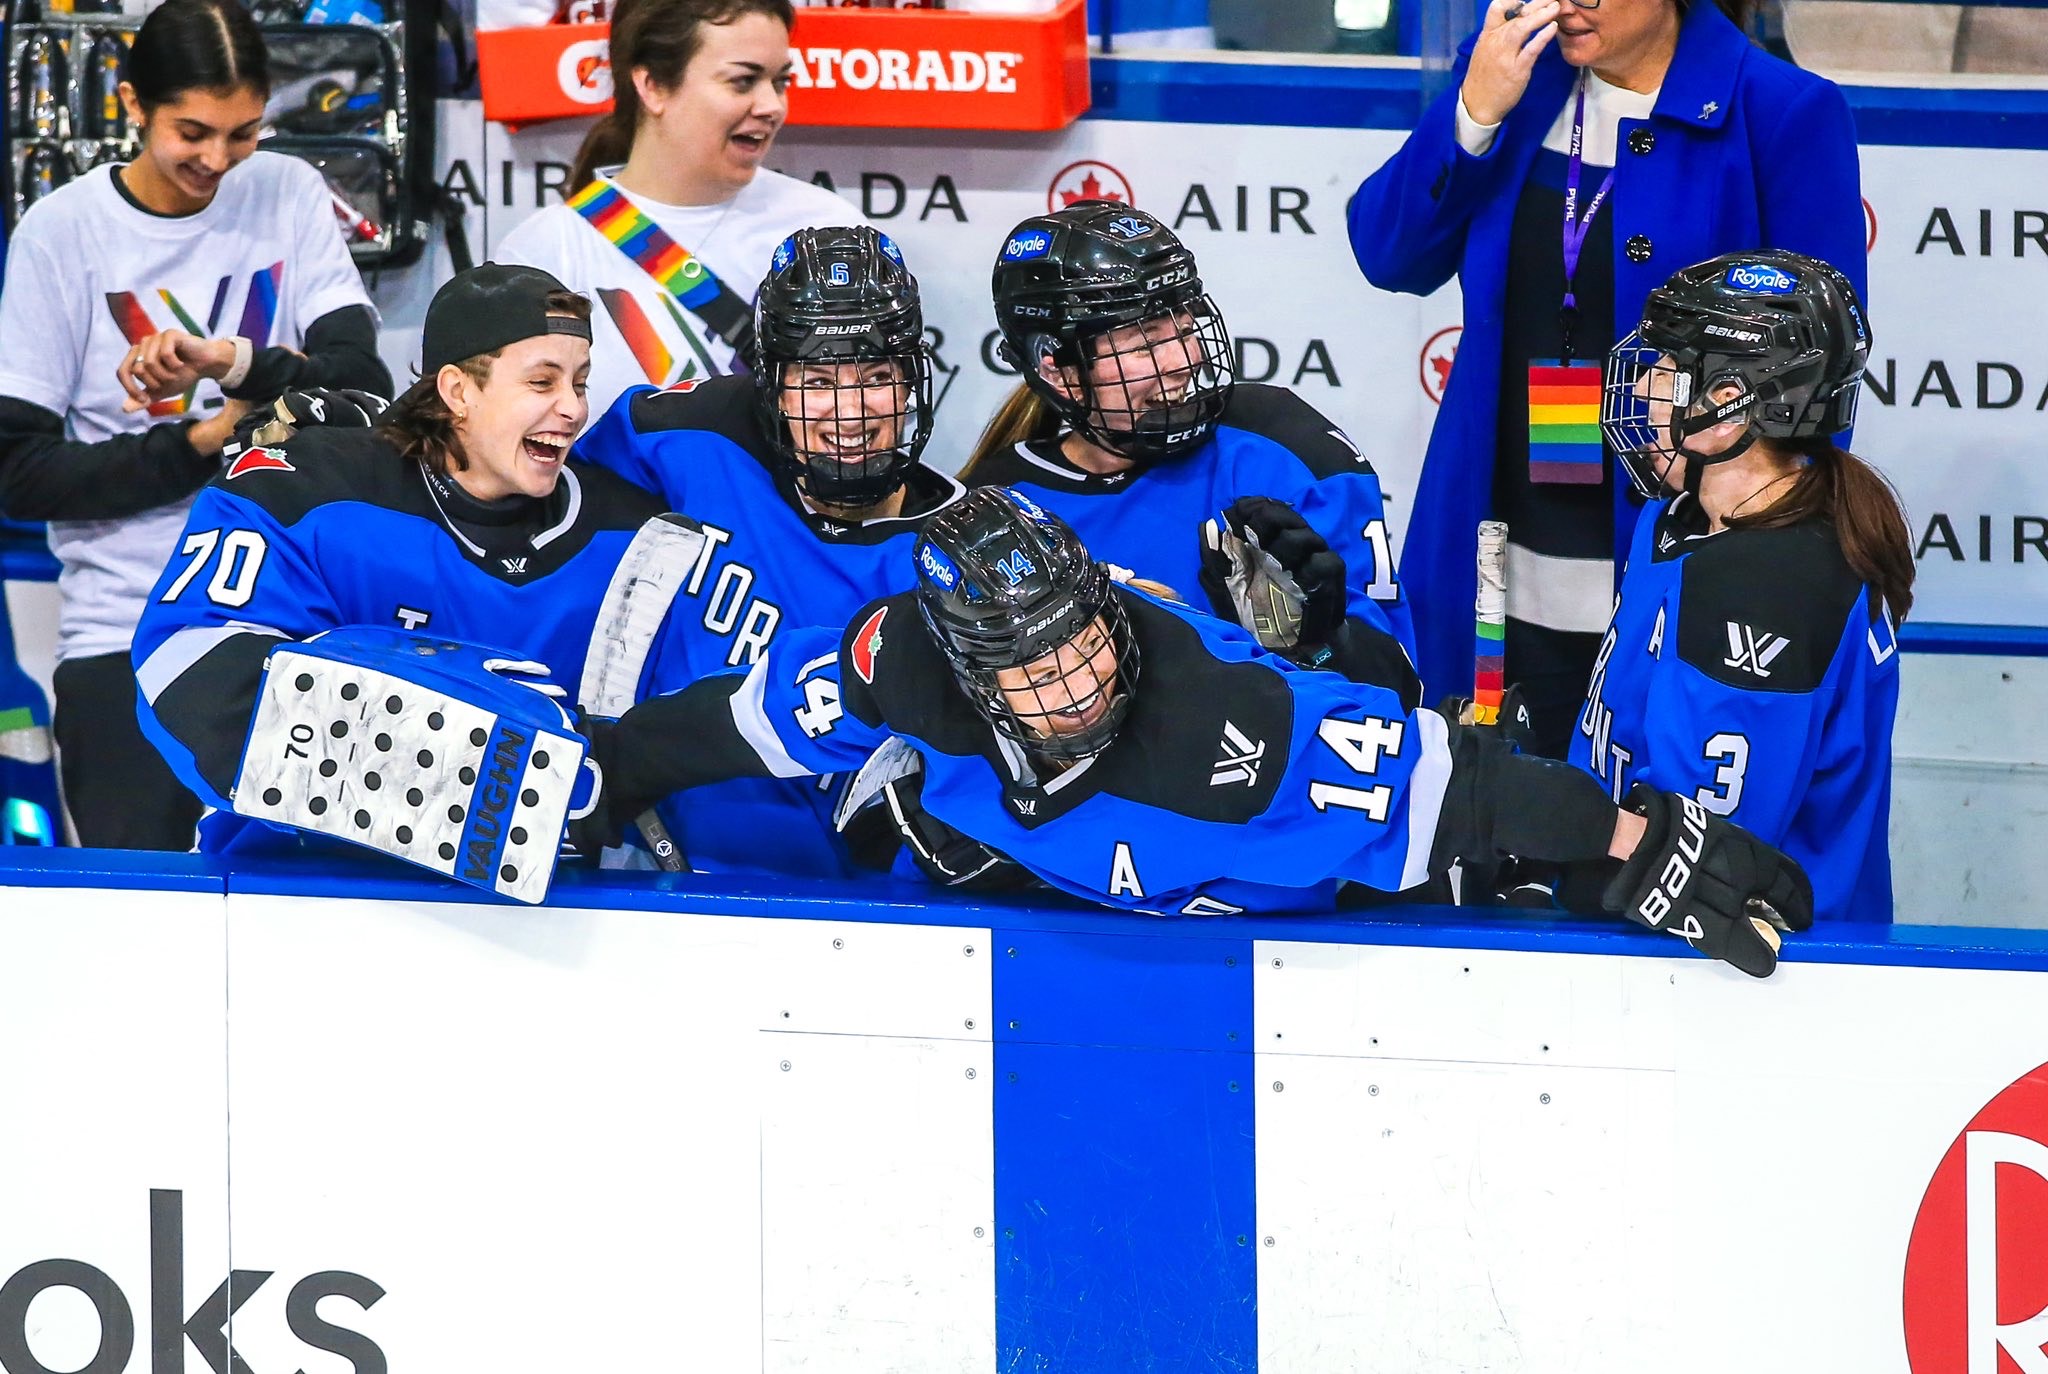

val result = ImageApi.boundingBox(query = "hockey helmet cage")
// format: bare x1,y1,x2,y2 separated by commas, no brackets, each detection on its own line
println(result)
991,203,1234,464
1603,249,1870,497
755,226,936,508
913,486,1141,763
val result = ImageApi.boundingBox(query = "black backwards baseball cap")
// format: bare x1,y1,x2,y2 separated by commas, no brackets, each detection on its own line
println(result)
418,263,592,375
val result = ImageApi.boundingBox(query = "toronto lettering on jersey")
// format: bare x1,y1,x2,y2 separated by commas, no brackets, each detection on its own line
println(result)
683,523,783,668
0,1189,385,1374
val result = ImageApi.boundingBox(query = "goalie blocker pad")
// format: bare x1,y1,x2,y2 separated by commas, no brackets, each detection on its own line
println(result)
233,629,592,904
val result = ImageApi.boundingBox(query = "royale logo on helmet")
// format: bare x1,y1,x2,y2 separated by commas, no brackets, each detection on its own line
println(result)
1725,263,1798,294
1003,232,1052,262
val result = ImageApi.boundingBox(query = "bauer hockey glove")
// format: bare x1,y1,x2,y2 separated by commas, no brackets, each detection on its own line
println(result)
1603,785,1814,978
1200,497,1346,651
835,738,1036,893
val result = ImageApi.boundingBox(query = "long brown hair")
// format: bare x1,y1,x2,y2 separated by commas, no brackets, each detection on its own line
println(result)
1729,439,1916,624
380,293,594,477
962,383,1061,478
567,0,796,194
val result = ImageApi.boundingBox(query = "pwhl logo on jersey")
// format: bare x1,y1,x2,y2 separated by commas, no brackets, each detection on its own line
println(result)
1420,326,1461,405
1048,161,1133,214
1722,622,1788,679
1903,1059,2048,1374
105,262,284,417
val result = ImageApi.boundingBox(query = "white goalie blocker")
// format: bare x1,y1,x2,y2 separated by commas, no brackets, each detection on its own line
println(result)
233,628,595,904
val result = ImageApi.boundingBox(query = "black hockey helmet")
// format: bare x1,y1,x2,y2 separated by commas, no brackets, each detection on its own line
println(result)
1603,249,1870,498
912,486,1141,764
754,226,935,508
991,203,1234,464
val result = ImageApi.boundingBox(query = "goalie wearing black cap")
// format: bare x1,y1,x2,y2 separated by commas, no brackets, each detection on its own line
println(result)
130,264,709,902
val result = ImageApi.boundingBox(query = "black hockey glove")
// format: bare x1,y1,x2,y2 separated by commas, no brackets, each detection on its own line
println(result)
562,713,686,871
1199,497,1346,651
1435,685,1535,754
887,767,1037,893
1603,785,1814,978
224,387,391,461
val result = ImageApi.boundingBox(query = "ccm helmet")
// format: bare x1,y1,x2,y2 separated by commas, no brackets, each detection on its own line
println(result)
755,227,935,508
1602,249,1870,497
913,486,1141,764
991,203,1234,464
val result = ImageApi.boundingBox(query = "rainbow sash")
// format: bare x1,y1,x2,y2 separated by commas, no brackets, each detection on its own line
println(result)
566,178,756,360
1526,359,1604,485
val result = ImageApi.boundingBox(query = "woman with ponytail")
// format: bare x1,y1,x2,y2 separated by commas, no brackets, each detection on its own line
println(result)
0,0,387,849
497,0,864,422
1582,249,1909,922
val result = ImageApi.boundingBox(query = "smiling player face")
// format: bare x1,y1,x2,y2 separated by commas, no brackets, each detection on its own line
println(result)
445,331,592,502
993,617,1120,742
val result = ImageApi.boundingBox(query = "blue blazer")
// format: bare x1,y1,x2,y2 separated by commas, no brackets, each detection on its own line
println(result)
1348,1,1867,701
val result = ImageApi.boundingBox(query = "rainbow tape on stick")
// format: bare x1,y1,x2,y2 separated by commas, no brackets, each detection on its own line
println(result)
1474,521,1508,726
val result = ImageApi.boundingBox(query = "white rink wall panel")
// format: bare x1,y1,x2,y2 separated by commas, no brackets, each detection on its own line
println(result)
2,858,2047,1372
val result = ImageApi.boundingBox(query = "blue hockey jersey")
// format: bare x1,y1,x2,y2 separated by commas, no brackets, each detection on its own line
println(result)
132,427,674,837
710,584,1453,915
1569,495,1899,921
575,375,965,877
964,383,1416,670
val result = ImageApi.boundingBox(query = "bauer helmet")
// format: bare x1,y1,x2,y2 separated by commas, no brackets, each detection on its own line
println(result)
991,203,1234,464
913,486,1141,764
754,227,935,508
1603,249,1870,498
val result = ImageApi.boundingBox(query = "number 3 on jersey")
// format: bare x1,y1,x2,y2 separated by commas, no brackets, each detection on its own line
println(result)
160,528,268,608
1309,714,1402,820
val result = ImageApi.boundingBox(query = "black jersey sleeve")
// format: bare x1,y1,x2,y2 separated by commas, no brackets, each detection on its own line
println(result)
1672,518,1867,695
222,305,393,404
0,396,221,522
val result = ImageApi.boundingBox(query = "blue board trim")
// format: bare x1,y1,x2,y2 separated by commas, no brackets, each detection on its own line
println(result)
994,929,1257,1371
1083,54,2048,148
0,847,227,892
1898,621,2048,657
6,850,2048,974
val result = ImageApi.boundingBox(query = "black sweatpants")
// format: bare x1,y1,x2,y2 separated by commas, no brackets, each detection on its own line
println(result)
52,649,203,851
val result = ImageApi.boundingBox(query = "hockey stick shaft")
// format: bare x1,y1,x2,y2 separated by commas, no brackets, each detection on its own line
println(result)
1473,521,1508,726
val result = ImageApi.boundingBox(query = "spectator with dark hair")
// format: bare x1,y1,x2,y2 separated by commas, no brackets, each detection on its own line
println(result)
498,0,862,423
0,0,388,849
1348,0,1865,757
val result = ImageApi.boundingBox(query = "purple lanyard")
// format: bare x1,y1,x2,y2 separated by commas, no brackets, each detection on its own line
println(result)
1561,75,1616,317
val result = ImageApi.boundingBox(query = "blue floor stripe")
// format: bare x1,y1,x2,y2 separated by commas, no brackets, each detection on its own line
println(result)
994,929,1258,1372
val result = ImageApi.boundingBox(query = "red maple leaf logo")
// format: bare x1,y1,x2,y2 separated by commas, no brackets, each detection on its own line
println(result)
1429,350,1455,390
850,604,888,685
224,446,295,481
1062,172,1124,208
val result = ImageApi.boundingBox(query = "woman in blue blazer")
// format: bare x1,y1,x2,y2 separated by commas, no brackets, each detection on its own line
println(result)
1349,0,1865,756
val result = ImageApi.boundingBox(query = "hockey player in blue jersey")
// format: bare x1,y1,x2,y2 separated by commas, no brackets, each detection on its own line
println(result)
131,265,709,901
1585,249,1910,922
961,203,1420,703
571,225,965,877
579,486,1815,977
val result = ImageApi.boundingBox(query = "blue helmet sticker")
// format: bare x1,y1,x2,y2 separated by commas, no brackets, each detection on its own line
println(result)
995,549,1037,587
1724,262,1798,295
772,235,797,272
877,232,905,266
1106,214,1155,241
917,540,961,592
1002,230,1053,262
1004,487,1052,523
